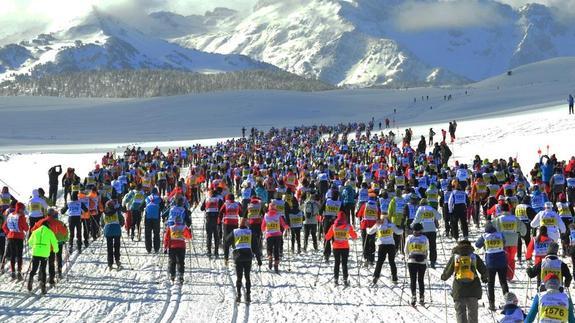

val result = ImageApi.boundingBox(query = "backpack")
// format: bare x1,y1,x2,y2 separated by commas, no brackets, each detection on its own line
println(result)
454,254,476,283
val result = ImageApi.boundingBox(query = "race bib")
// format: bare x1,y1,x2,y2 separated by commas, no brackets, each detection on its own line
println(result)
486,239,503,250
542,217,557,226
541,306,568,321
334,229,348,240
501,222,517,232
267,222,280,232
30,203,41,212
408,243,425,253
377,228,393,239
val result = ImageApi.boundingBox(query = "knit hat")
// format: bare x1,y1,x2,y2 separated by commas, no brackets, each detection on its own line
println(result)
544,201,554,209
544,273,560,290
46,207,58,217
15,202,25,213
484,222,496,233
547,242,559,255
503,292,518,305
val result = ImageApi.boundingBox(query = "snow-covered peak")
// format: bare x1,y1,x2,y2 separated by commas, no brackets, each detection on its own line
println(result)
0,9,276,82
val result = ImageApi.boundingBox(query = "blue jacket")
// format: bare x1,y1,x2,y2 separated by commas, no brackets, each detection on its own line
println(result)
341,186,356,205
255,187,269,203
102,209,124,238
475,231,507,269
145,194,163,220
539,157,553,183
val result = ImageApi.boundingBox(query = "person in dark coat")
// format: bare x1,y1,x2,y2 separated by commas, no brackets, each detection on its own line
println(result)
48,165,62,205
441,240,488,323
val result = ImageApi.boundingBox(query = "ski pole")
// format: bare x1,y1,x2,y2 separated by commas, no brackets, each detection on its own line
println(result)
120,234,133,269
355,233,362,287
444,282,449,322
427,261,432,303
0,178,22,198
524,276,531,307
399,258,408,306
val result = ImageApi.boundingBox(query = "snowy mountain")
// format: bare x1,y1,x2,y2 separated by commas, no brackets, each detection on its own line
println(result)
0,9,274,81
174,0,575,87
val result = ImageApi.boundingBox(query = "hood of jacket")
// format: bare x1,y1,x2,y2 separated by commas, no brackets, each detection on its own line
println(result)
452,242,475,256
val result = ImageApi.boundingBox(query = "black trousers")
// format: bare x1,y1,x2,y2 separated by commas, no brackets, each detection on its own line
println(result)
235,260,252,295
361,230,376,262
0,235,5,267
90,214,101,240
303,224,318,250
106,236,121,267
423,231,437,264
442,203,451,235
48,185,58,204
487,266,509,303
223,224,235,261
168,248,185,278
68,217,82,251
7,238,23,273
451,209,468,239
30,256,47,284
291,227,302,251
249,223,262,263
323,217,335,259
144,219,161,253
517,220,531,261
408,263,426,297
81,219,90,245
130,210,142,239
266,236,282,261
374,244,397,280
48,242,63,282
333,249,349,280
206,216,219,256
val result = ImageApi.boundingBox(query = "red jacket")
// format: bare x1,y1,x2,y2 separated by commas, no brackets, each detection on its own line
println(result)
2,213,29,240
219,201,241,226
163,224,192,249
356,201,380,230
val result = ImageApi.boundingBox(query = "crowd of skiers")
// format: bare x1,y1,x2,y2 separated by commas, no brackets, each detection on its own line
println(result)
1,119,575,322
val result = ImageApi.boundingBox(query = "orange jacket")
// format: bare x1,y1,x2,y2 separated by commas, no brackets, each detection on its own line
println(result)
324,212,358,249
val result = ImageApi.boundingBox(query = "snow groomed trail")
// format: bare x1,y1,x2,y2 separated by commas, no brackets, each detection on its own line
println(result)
0,175,571,322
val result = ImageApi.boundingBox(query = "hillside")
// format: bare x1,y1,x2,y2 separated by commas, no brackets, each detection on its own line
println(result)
0,69,334,98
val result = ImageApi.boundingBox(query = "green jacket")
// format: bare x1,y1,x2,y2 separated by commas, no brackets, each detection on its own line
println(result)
388,197,404,227
441,243,488,300
28,225,59,258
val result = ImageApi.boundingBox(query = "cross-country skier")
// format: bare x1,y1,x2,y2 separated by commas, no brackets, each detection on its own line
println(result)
324,211,357,287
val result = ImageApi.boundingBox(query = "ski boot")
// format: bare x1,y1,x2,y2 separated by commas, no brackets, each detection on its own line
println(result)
343,279,350,287
178,275,184,284
17,272,23,281
40,282,47,294
371,277,378,287
411,295,417,306
488,301,496,311
27,277,33,292
235,293,241,303
419,295,425,306
245,292,251,304
11,272,16,280
334,278,339,286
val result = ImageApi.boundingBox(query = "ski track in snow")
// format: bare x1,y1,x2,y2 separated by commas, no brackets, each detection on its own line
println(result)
0,167,572,323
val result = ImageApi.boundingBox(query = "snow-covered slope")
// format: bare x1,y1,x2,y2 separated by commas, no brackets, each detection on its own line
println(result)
1,56,573,151
174,0,575,87
0,9,274,81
